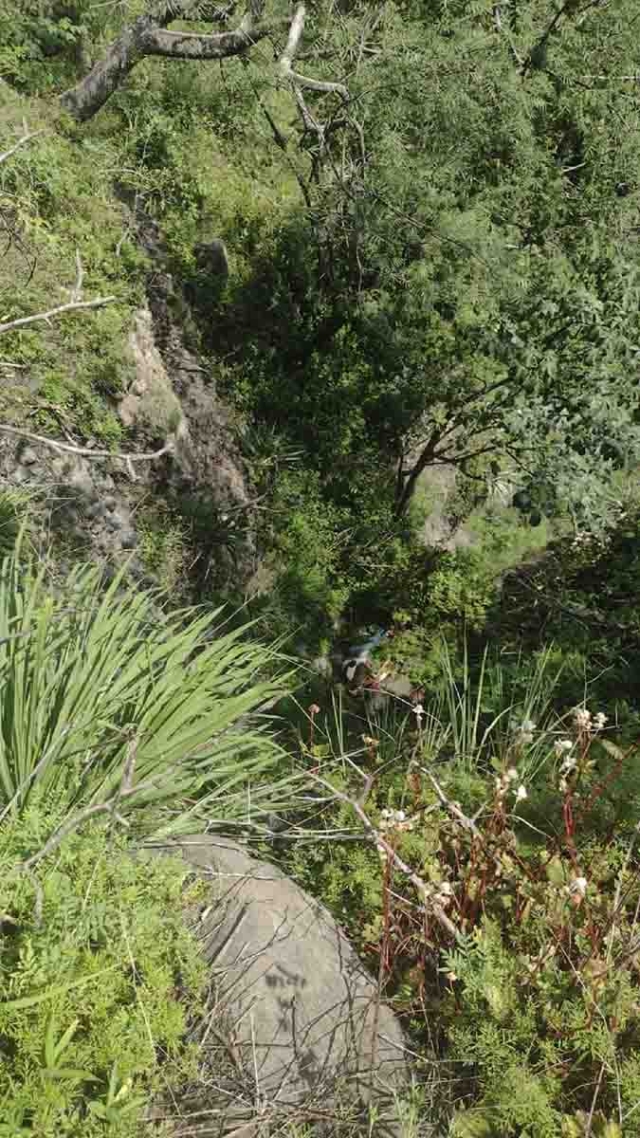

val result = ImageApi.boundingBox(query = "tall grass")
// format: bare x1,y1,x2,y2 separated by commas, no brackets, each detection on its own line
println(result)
0,551,295,838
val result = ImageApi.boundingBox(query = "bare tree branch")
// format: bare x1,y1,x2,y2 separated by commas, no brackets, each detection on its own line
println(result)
70,248,84,303
522,0,605,77
0,295,115,336
0,244,114,334
17,782,152,874
421,767,485,840
144,20,273,58
279,5,349,99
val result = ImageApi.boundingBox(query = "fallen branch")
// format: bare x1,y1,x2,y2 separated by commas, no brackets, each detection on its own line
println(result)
0,423,174,466
0,248,115,335
0,297,114,335
17,766,154,874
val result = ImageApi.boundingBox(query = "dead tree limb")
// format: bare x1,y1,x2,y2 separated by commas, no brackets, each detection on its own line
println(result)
279,5,348,100
0,249,114,335
60,1,347,126
0,424,174,466
0,296,114,336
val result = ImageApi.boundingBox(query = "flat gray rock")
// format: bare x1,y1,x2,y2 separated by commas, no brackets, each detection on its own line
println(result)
154,835,408,1130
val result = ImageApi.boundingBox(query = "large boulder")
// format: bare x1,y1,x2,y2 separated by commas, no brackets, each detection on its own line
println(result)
153,835,409,1133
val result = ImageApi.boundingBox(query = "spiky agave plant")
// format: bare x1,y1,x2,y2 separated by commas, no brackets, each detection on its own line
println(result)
0,550,296,840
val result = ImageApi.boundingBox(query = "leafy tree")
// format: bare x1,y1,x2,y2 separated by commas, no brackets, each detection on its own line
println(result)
240,0,640,523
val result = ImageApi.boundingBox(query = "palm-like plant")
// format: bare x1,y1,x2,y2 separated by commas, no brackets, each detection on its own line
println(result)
0,551,295,839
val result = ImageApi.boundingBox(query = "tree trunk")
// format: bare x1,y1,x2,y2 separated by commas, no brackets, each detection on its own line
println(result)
394,438,441,518
394,463,423,517
60,15,157,122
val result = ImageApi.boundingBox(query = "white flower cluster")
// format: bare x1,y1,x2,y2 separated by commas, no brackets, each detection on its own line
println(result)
572,707,608,734
554,739,576,791
571,530,600,550
569,875,588,899
525,942,556,977
379,808,414,834
495,767,527,803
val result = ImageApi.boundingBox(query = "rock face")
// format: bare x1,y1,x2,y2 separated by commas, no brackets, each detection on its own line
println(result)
118,306,184,438
0,209,257,592
194,238,229,281
155,835,408,1131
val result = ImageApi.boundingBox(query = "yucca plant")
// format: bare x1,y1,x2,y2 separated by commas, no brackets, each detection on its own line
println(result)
0,550,296,840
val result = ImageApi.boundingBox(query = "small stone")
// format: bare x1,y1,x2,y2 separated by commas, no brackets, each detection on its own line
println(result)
104,496,117,511
68,466,95,497
106,513,123,531
119,530,137,550
20,447,38,465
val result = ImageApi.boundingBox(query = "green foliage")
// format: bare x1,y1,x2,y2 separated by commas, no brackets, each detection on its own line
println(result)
492,500,640,715
253,469,352,645
0,89,143,440
0,0,138,93
0,494,22,560
4,9,640,1132
137,503,188,594
0,549,293,836
0,802,205,1135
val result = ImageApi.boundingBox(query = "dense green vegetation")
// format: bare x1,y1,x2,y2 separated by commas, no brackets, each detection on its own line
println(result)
2,0,640,1132
0,810,206,1136
0,549,295,1132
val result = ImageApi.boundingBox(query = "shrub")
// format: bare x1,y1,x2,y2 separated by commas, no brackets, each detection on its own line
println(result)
284,652,640,1135
0,799,206,1135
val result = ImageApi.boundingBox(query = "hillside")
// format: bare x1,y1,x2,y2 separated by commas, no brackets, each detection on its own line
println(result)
2,1,640,1134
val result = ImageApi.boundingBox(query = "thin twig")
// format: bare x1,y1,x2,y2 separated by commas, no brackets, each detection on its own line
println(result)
70,248,84,303
421,766,484,840
23,865,44,929
17,781,153,873
310,773,459,940
585,1060,606,1137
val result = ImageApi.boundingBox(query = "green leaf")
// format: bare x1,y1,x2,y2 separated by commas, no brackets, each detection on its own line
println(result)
43,1066,99,1082
1,965,118,1010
